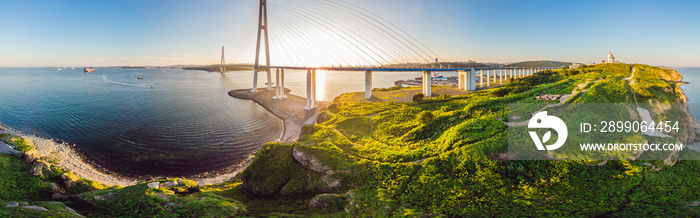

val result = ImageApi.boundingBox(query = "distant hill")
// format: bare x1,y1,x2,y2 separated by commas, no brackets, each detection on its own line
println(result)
508,60,574,68
183,65,254,72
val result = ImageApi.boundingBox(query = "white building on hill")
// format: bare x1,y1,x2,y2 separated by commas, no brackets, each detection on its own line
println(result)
607,51,615,63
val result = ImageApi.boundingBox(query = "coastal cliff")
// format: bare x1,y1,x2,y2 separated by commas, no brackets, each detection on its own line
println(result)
237,63,700,216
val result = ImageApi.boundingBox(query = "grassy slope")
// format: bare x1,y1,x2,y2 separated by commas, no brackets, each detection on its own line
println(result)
3,63,698,217
235,63,700,216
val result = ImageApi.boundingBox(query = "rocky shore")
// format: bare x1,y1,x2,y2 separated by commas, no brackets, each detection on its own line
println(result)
0,124,138,187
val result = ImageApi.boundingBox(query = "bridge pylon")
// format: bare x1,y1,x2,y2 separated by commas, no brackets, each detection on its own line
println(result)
220,46,225,73
252,0,272,92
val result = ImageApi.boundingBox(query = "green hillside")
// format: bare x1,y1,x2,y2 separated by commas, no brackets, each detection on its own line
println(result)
2,63,699,217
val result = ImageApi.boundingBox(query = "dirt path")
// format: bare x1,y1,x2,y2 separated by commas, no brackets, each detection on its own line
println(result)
499,80,593,127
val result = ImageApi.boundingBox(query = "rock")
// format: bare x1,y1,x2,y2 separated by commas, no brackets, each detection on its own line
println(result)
345,190,357,213
5,202,19,207
162,180,178,187
30,161,50,177
165,202,176,207
61,173,83,189
21,206,48,211
19,202,29,206
320,174,342,191
688,201,700,207
22,149,39,163
293,146,330,173
147,182,160,189
93,195,105,201
52,192,69,200
45,182,61,193
308,193,347,208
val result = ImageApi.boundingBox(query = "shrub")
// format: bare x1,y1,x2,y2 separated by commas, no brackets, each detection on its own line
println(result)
417,111,434,123
412,93,424,103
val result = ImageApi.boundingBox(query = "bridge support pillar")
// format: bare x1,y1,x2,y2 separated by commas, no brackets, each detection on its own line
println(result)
459,70,475,91
280,68,287,99
509,69,513,81
458,70,466,90
487,70,491,87
306,70,316,110
252,68,259,92
499,69,503,84
365,71,372,99
266,68,273,90
422,71,432,97
480,69,484,87
312,70,317,106
468,69,476,90
273,68,280,99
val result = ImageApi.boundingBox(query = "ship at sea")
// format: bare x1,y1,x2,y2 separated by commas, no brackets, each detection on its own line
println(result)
84,68,96,73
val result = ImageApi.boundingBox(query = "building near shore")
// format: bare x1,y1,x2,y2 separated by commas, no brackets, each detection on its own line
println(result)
608,51,616,63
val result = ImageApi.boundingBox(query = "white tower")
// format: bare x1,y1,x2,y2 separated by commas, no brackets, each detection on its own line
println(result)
607,51,615,63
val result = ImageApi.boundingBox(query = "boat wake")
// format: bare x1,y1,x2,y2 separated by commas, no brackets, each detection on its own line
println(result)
101,75,151,88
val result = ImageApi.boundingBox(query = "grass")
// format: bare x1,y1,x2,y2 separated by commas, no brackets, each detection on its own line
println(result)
3,63,699,217
233,63,700,216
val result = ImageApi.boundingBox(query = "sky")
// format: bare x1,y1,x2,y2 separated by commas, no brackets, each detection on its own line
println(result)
1,0,699,67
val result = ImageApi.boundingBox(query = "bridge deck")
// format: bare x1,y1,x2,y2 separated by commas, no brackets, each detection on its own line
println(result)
231,65,557,72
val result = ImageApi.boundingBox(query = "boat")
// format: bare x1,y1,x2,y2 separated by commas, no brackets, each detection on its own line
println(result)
137,77,143,80
57,68,62,71
84,68,96,73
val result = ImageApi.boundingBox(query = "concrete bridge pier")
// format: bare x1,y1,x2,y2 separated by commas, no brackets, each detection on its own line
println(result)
487,70,491,87
499,69,503,83
273,68,280,99
492,69,497,84
509,69,513,81
365,71,372,99
480,69,484,87
280,68,287,99
305,70,317,110
422,71,432,96
273,68,287,100
252,68,259,92
458,69,476,91
458,70,466,90
266,68,273,90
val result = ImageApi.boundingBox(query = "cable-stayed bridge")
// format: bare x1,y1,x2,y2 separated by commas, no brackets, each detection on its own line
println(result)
229,0,558,110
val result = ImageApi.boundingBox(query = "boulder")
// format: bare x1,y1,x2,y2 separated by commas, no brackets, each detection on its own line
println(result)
308,193,347,208
52,193,69,200
20,206,48,211
5,202,19,208
147,182,160,189
45,182,61,193
61,173,83,189
30,161,51,177
293,146,330,173
22,149,39,163
320,174,342,191
162,180,179,188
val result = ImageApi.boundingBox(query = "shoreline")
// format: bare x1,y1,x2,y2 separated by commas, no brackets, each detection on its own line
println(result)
228,88,326,143
0,87,325,187
0,123,139,187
